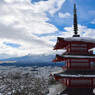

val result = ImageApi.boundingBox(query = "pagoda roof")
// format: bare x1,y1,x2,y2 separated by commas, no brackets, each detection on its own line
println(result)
63,37,95,43
62,54,95,58
59,88,94,95
54,70,95,78
52,54,95,62
54,37,95,50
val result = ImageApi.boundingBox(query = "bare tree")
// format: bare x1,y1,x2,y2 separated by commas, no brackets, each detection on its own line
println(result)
0,71,48,95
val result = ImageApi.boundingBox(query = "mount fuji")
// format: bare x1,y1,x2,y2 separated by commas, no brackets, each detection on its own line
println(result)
1,54,54,62
0,54,64,67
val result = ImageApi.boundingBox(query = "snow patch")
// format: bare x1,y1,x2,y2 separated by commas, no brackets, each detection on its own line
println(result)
64,37,95,43
59,74,95,78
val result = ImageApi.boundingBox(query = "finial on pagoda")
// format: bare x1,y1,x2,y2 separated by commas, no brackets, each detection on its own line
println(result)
73,4,80,37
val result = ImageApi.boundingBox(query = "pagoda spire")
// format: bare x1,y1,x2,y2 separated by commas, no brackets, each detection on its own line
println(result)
73,4,80,37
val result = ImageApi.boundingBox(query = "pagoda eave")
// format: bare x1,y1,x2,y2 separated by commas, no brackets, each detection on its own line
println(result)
53,70,95,76
54,37,95,50
52,54,95,62
59,88,94,95
54,74,95,78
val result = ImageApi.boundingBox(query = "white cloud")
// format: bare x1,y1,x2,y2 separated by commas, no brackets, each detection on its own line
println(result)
0,0,65,58
43,24,95,54
59,12,71,18
41,35,57,41
33,0,65,15
91,19,95,24
61,25,95,38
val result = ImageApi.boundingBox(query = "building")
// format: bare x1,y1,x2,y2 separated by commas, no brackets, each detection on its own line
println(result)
52,4,95,95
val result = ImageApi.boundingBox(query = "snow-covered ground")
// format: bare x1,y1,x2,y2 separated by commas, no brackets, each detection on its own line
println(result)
0,66,62,95
0,66,61,79
49,84,65,95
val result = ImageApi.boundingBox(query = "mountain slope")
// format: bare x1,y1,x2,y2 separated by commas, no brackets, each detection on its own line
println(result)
1,54,55,63
0,54,65,67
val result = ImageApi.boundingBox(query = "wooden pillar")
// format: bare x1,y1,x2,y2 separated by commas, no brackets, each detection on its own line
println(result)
67,60,68,69
69,44,70,53
69,59,71,68
66,78,67,86
91,78,93,87
89,59,90,69
87,44,88,53
69,78,71,87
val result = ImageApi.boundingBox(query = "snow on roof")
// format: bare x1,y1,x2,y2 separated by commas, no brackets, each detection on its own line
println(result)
59,74,95,78
50,70,64,76
63,37,95,43
63,55,95,58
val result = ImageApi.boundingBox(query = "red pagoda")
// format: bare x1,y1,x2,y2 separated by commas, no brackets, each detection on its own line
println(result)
52,4,95,95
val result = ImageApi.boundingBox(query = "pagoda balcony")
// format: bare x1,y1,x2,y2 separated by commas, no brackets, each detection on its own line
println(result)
60,88,94,95
61,78,95,88
53,54,95,62
53,37,95,50
68,85,94,88
69,66,95,70
64,84,94,88
62,66,91,70
62,64,95,70
62,50,94,55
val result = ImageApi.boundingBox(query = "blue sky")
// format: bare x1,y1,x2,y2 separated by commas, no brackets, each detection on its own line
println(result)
32,0,95,30
0,0,95,58
31,0,95,38
3,42,21,48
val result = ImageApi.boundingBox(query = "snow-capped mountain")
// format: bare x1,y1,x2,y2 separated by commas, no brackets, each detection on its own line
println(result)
0,54,65,67
1,54,55,63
